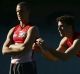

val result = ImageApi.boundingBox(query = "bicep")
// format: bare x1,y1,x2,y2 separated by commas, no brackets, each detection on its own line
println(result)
56,44,67,53
24,26,39,47
3,27,14,47
56,37,68,53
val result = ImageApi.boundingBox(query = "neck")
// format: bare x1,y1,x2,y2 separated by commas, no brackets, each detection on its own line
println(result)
66,32,74,38
19,19,28,27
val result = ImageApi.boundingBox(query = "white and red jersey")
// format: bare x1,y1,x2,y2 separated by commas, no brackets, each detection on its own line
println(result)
66,32,80,57
11,24,34,64
13,25,31,43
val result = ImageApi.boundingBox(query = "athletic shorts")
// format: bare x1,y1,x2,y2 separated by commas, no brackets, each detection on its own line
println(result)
9,61,37,74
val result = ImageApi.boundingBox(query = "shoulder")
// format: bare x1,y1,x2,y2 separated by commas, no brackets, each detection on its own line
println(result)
56,37,68,51
8,25,19,32
30,25,38,29
27,26,40,37
8,27,15,34
73,37,80,45
6,27,15,39
28,26,39,32
60,37,68,46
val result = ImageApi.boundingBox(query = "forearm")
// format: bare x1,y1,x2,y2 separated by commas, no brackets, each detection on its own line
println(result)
10,43,31,51
2,46,23,56
49,49,70,61
9,44,24,50
41,49,59,61
64,47,78,55
9,43,32,54
41,43,70,60
37,42,59,61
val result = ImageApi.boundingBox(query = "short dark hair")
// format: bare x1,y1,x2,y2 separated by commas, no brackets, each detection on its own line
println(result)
17,2,31,10
56,15,75,26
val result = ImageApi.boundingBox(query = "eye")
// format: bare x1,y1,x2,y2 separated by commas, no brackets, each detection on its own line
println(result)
16,10,24,13
58,25,63,30
61,26,63,29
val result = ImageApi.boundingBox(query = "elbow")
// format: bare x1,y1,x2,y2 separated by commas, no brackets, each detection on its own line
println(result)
2,49,6,55
2,50,9,55
20,46,25,51
2,47,8,55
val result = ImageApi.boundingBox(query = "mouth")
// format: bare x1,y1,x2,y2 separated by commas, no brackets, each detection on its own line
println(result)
59,31,64,35
18,15,21,17
18,16,22,19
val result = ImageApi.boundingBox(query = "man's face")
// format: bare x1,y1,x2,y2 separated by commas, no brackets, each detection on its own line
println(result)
58,21,73,37
16,5,29,21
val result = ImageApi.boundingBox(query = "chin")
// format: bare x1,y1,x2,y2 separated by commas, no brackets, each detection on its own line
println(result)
18,18,21,21
60,34,62,37
60,34,64,37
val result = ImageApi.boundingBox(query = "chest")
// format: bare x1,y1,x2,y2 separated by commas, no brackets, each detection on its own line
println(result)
13,25,30,43
13,30,27,38
66,38,74,47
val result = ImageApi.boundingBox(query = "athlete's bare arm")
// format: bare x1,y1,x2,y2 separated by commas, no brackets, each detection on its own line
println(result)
49,37,70,60
2,27,19,55
35,37,70,61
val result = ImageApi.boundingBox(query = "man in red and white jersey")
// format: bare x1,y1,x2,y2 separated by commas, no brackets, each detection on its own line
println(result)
2,2,39,74
33,15,80,61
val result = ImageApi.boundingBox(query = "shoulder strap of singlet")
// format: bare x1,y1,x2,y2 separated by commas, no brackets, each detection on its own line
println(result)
13,25,32,32
25,25,31,32
13,25,20,32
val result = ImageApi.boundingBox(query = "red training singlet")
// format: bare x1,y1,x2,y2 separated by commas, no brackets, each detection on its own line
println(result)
13,25,31,43
66,32,80,57
11,24,36,63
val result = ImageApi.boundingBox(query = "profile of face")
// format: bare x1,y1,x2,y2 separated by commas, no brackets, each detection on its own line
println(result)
16,4,29,22
58,21,73,37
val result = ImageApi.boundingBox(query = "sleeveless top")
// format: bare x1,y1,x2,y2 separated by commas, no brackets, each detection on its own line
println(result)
11,24,34,64
66,32,80,57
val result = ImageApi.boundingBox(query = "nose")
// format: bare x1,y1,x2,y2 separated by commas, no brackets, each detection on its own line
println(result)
58,26,60,31
17,11,19,15
58,27,63,33
18,11,21,14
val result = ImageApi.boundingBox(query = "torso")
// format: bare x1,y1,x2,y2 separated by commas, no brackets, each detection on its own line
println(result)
13,25,31,43
11,24,34,64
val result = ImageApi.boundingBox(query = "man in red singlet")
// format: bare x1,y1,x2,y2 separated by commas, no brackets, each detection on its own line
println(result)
2,2,39,74
33,15,80,61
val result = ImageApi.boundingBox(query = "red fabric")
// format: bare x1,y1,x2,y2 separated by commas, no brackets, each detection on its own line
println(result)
13,25,31,43
66,32,80,57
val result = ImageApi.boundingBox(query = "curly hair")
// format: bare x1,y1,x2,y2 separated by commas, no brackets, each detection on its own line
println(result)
56,15,75,26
